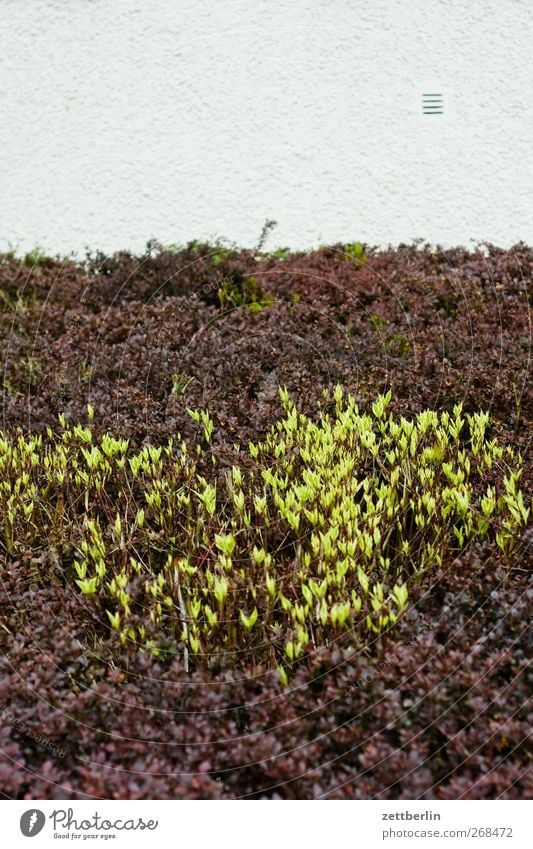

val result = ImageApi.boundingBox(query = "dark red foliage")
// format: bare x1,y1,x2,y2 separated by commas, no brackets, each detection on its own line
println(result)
0,539,530,800
0,241,531,799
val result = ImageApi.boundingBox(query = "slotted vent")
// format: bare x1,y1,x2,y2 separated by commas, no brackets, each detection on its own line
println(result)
422,93,443,115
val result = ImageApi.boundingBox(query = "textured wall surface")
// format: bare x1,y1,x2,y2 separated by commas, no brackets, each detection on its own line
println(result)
1,0,532,254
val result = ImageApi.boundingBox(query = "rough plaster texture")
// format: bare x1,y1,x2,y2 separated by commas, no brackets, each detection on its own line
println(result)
0,0,532,255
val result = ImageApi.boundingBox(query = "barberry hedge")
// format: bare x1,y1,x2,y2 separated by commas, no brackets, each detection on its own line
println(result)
0,240,531,799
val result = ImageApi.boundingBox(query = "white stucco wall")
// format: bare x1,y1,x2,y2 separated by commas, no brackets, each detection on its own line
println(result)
1,0,532,255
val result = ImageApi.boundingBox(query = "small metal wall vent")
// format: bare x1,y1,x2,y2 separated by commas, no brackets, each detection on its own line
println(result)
422,93,443,114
